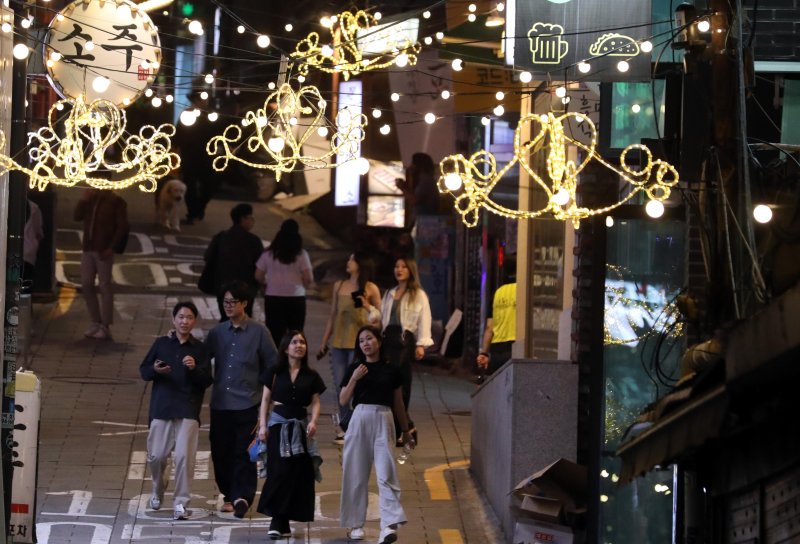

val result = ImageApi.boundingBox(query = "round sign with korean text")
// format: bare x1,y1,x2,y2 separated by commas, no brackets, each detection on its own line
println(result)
44,0,161,107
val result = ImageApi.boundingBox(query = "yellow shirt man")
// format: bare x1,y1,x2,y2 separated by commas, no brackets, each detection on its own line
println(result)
477,282,517,375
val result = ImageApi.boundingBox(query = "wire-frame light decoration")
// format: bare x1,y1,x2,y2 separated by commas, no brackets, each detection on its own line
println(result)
438,111,680,228
291,10,421,81
3,97,180,192
206,83,368,179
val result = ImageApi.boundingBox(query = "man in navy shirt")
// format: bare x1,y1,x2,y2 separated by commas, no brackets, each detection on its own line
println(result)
205,280,278,518
140,301,212,520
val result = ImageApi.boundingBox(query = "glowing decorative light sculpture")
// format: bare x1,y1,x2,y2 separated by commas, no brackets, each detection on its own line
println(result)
291,10,421,81
206,83,368,180
438,111,679,228
4,97,179,192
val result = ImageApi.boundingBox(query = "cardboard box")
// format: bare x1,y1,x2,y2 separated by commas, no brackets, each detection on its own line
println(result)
517,494,564,523
512,458,587,513
513,518,574,544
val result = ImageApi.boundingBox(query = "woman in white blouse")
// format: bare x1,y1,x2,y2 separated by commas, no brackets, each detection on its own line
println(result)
380,256,432,443
255,219,313,344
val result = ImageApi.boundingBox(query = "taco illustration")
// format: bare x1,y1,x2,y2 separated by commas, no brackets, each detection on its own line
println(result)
588,33,640,57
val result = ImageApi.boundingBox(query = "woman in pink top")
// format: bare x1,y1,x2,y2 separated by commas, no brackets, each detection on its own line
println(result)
255,219,313,344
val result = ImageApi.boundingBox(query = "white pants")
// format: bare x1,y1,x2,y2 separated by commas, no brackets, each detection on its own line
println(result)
147,418,199,508
340,405,407,529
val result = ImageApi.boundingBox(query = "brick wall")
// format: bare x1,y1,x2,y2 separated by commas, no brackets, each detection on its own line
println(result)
744,1,800,60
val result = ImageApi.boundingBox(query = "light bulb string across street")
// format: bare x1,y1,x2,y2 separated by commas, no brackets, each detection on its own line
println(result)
437,111,680,228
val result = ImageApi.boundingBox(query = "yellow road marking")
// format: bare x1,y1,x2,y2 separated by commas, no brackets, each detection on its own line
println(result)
439,528,464,544
424,459,469,500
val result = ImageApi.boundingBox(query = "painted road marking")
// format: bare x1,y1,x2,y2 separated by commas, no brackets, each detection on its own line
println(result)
127,451,212,480
424,459,470,500
439,528,465,544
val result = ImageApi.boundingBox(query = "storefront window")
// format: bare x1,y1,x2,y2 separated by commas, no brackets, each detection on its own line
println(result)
601,218,685,543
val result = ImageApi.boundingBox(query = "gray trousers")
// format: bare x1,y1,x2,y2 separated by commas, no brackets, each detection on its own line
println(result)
340,405,407,529
80,251,114,326
147,418,199,508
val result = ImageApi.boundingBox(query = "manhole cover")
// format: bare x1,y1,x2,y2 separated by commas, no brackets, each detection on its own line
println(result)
51,376,137,386
443,410,471,416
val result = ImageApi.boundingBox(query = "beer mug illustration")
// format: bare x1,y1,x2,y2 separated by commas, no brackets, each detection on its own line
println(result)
528,22,569,65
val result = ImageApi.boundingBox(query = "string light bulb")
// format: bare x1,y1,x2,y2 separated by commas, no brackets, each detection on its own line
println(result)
697,19,711,32
617,60,630,72
237,25,245,34
92,76,110,93
371,108,382,119
257,34,271,48
208,112,218,122
12,44,29,60
753,204,773,223
204,73,214,84
495,91,505,100
423,10,431,18
640,41,653,53
424,113,436,124
285,23,293,32
451,58,464,71
493,105,505,116
519,71,532,83
441,90,451,99
380,124,391,135
645,199,665,218
578,62,591,73
391,93,400,102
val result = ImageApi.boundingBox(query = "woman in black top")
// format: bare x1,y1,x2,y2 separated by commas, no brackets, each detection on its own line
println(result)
339,325,414,544
257,330,325,539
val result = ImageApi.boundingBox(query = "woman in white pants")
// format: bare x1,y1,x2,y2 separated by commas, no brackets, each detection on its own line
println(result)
339,325,414,544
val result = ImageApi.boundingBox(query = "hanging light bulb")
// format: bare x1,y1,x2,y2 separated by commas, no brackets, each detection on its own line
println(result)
320,16,332,27
372,108,382,119
561,96,571,105
317,126,329,138
285,23,293,32
423,10,431,19
268,82,276,90
204,73,214,84
578,62,591,73
645,200,665,218
697,19,711,32
468,4,477,12
436,32,444,40
374,11,382,20
495,91,505,100
605,216,614,228
355,157,370,175
467,13,476,22
631,104,641,113
145,88,154,98
379,124,391,135
289,117,298,126
237,25,245,34
519,71,532,83
391,93,400,102
481,116,491,126
85,41,94,51
257,35,271,48
268,136,286,152
200,91,209,100
640,41,653,53
493,104,505,116
208,112,219,122
451,58,464,71
151,96,162,107
1,22,11,33
444,173,463,191
395,53,409,67
617,60,630,72
753,204,773,223
92,76,110,92
166,94,174,103
50,51,62,62
321,44,334,57
555,86,566,98
552,188,570,206
424,112,436,124
441,90,451,100
256,116,268,128
188,20,203,35
297,75,306,83
13,43,29,60
180,109,197,126
21,17,31,29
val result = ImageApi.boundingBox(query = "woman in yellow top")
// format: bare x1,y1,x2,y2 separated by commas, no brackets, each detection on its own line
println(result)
477,257,517,375
319,253,381,441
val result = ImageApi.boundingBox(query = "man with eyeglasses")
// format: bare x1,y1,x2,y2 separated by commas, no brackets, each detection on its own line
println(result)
206,280,278,519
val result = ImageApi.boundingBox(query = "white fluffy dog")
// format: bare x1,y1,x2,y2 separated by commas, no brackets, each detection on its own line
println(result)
156,178,187,231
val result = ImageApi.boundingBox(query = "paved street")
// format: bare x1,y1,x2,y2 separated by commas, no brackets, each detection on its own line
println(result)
23,187,503,543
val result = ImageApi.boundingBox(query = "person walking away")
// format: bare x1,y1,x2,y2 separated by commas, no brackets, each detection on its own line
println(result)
140,301,212,520
23,199,44,283
318,252,381,443
204,203,264,320
339,325,414,544
74,188,128,340
380,257,432,444
257,330,325,540
477,257,517,376
205,280,278,518
255,219,313,344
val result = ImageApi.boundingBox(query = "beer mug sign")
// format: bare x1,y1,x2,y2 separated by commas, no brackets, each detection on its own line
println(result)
528,22,569,65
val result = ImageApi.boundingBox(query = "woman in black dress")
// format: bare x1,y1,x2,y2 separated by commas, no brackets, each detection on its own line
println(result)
257,330,325,540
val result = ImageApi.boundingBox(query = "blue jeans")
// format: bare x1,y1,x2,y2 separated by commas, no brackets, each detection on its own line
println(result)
330,348,355,424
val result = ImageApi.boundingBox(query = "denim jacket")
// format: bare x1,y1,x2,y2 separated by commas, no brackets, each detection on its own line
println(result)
268,411,323,482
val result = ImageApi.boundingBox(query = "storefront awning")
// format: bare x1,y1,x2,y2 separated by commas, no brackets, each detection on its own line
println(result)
616,384,729,484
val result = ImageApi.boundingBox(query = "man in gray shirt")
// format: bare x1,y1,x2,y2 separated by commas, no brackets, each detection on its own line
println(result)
206,280,277,518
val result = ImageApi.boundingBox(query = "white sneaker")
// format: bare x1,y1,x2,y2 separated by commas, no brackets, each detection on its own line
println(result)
348,527,365,540
148,495,161,511
84,323,101,338
379,527,398,544
173,504,190,520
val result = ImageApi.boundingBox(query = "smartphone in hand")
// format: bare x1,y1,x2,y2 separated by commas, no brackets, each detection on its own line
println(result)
351,290,365,308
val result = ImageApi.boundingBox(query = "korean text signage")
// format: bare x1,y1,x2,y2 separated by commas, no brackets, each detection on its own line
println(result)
45,0,161,106
506,0,651,82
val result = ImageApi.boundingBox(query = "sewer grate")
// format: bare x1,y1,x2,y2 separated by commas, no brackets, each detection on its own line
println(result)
51,376,137,386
